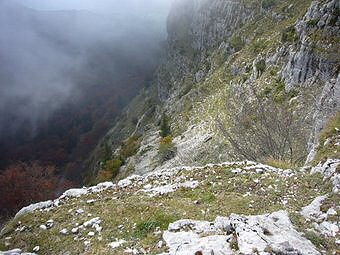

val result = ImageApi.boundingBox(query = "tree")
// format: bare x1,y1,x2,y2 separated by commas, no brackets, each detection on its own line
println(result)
0,162,60,217
216,83,310,165
159,114,171,138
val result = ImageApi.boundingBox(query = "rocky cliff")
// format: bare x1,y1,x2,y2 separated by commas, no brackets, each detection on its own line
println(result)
87,0,339,180
1,0,339,254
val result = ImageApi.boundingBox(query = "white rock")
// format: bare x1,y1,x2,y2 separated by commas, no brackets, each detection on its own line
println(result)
88,181,115,193
327,207,337,215
301,195,328,220
46,219,54,229
118,179,132,188
160,211,320,255
60,228,68,235
88,231,95,237
62,188,88,198
86,199,96,204
142,181,199,197
315,221,339,237
71,227,79,234
75,209,84,215
0,249,37,255
168,219,216,233
143,184,152,190
124,247,139,254
32,246,39,252
162,231,232,255
94,224,102,232
39,225,47,230
108,239,126,249
157,241,163,248
83,217,101,228
15,200,54,218
311,159,340,192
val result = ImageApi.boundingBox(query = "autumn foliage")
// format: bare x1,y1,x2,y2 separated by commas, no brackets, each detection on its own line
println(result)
0,162,67,217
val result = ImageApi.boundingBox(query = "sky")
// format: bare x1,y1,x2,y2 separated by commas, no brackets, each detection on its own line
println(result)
15,0,173,14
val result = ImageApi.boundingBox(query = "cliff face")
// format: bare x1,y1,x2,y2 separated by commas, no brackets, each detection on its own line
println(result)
87,0,339,181
280,0,340,163
158,0,256,100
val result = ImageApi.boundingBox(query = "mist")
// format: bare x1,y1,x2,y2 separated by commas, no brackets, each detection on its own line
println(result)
0,0,172,140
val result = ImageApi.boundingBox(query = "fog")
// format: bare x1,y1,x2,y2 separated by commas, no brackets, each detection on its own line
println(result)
0,0,172,139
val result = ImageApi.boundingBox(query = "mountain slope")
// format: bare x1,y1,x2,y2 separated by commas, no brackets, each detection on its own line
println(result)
86,0,339,182
0,0,339,254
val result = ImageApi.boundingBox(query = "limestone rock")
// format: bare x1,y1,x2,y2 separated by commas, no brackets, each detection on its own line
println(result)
159,211,320,255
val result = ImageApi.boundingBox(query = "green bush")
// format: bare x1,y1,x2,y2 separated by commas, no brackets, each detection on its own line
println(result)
229,35,245,52
104,158,122,176
281,26,298,43
159,136,176,162
306,19,319,26
329,8,340,26
251,39,266,54
304,231,327,248
120,135,141,161
159,114,171,138
262,0,276,9
134,213,177,238
313,112,340,164
255,59,266,74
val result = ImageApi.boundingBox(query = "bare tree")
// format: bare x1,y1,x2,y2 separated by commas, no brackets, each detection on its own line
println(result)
216,83,310,165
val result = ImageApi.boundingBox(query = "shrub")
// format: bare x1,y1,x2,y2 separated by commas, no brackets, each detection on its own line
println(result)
217,84,310,165
104,158,122,176
251,39,266,54
159,114,171,137
134,213,177,238
229,35,245,52
255,59,266,75
281,26,298,43
313,112,340,164
262,0,276,9
120,135,141,161
307,19,319,26
159,136,176,162
95,169,114,183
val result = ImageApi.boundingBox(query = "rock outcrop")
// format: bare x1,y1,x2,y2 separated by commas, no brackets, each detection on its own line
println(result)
159,211,320,255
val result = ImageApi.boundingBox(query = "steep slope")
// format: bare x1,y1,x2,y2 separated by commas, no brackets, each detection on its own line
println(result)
87,0,339,182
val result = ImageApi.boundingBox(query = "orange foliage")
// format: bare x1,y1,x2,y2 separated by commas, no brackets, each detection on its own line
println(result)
0,162,59,216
